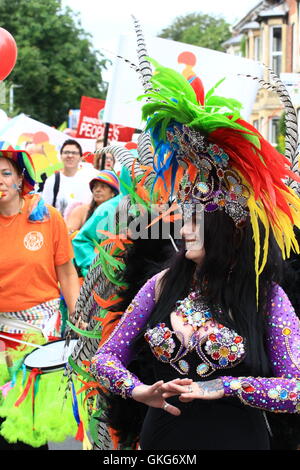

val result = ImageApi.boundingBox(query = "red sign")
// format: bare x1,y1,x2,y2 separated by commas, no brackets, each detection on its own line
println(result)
76,96,135,142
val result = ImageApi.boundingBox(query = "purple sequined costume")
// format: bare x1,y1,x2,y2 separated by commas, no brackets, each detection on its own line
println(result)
91,274,300,449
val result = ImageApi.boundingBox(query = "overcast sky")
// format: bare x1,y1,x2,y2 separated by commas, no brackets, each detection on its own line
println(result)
62,0,260,80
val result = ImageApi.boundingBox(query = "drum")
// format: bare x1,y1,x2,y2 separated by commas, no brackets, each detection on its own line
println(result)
0,338,89,447
24,339,77,372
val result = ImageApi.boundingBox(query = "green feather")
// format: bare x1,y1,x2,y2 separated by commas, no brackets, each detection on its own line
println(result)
141,59,261,152
68,356,94,382
66,320,102,338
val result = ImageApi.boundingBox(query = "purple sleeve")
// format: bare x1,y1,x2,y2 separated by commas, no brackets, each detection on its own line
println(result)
90,274,158,398
221,284,300,413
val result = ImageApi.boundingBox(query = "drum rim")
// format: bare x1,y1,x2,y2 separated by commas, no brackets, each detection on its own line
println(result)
23,338,77,372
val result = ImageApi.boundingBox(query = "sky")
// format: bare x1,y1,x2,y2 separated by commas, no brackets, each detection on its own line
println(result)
62,0,261,81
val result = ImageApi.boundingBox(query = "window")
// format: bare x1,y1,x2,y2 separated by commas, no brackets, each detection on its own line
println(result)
270,26,282,75
254,36,261,61
269,117,280,146
253,119,259,130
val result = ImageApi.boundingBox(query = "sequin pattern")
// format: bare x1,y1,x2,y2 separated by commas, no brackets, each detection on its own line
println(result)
222,284,300,413
90,274,158,398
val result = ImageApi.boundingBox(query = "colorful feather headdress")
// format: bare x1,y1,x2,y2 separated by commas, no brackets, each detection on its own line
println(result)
137,58,300,294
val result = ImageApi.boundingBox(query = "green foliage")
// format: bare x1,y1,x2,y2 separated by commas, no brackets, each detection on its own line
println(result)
159,13,231,51
240,35,247,57
0,0,108,126
276,112,286,155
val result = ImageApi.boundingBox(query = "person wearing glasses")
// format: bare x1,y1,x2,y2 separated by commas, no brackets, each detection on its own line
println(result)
42,139,98,216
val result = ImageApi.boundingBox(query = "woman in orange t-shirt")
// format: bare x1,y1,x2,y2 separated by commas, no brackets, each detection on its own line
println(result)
0,150,80,345
0,149,80,449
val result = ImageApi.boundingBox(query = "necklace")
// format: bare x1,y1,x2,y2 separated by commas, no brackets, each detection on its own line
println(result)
0,199,24,228
175,291,222,330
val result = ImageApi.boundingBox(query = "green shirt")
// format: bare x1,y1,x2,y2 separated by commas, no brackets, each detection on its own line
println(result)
72,167,131,276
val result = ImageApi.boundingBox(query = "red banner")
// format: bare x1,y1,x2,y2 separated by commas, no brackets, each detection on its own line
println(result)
76,96,135,142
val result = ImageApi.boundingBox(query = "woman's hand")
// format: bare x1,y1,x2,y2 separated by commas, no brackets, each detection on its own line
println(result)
132,378,193,416
161,378,224,402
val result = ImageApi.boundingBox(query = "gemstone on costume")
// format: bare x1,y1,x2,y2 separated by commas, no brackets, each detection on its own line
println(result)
268,389,279,399
229,380,241,390
196,363,209,376
234,336,243,344
279,389,288,400
123,378,133,387
282,327,291,336
212,352,220,360
228,353,236,362
197,182,209,194
242,383,255,393
178,360,189,373
219,357,228,366
160,356,169,362
219,346,229,357
288,392,297,400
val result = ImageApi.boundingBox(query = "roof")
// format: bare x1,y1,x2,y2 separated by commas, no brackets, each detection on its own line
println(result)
240,21,260,31
258,3,289,18
222,34,243,47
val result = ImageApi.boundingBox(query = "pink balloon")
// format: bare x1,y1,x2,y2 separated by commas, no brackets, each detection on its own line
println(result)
0,28,17,81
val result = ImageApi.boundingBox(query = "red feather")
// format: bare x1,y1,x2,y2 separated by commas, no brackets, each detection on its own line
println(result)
210,118,299,224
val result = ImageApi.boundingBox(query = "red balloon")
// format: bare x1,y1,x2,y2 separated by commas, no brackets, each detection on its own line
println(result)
0,28,17,81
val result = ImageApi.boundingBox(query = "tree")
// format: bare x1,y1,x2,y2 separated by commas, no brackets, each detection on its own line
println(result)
159,13,231,52
0,0,108,126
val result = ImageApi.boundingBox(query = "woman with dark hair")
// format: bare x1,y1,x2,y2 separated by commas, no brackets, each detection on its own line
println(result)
65,170,120,236
90,62,300,450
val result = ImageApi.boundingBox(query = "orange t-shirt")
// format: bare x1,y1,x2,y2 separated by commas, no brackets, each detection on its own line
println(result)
0,196,74,311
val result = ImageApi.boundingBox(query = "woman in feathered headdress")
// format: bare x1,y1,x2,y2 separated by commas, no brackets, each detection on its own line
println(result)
90,20,300,450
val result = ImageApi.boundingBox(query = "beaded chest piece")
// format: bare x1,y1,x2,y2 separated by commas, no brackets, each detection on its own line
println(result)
144,291,246,377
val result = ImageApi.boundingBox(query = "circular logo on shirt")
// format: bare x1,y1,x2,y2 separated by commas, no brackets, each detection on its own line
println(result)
24,231,44,251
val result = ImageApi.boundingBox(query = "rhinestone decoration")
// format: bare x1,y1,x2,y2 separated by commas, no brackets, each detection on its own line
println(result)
144,323,176,362
196,363,210,376
174,291,218,330
167,124,250,227
204,325,245,366
179,360,189,373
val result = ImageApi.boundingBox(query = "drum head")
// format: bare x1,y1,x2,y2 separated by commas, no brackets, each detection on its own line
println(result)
24,339,77,372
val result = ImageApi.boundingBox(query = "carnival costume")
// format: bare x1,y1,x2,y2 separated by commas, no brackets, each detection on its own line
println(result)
0,149,88,448
88,18,300,450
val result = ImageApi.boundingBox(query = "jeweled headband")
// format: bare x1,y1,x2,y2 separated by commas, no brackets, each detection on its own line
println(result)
166,124,249,227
